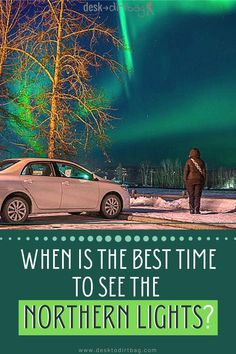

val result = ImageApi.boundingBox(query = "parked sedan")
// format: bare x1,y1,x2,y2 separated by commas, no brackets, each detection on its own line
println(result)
0,158,130,223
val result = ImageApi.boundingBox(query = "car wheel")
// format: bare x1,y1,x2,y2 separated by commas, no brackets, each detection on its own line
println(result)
1,197,30,224
100,194,122,219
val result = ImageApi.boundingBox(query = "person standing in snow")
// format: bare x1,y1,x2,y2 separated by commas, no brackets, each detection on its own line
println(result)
184,148,206,214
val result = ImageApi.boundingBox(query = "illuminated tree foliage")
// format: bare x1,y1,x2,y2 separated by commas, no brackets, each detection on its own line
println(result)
0,0,123,158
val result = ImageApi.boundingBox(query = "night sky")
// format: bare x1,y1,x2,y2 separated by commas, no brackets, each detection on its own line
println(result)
1,1,236,168
97,0,236,168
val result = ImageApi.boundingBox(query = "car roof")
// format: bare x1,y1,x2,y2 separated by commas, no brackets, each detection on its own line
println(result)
3,157,86,165
5,157,76,162
0,158,93,175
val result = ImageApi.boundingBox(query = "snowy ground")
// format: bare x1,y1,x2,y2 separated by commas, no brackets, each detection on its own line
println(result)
130,195,236,212
0,196,235,230
128,196,236,229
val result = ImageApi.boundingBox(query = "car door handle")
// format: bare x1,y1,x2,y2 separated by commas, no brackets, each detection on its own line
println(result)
62,181,70,186
23,179,33,184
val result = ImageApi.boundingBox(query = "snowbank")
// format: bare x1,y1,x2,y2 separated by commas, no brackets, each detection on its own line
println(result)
130,197,236,213
131,196,186,209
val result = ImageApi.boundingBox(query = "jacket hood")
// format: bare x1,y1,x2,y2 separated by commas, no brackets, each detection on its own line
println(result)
189,148,200,158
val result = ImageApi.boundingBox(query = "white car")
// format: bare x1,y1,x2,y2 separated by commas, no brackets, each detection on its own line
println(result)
0,158,130,224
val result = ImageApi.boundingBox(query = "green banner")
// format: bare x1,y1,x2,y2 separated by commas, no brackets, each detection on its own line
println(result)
19,300,218,336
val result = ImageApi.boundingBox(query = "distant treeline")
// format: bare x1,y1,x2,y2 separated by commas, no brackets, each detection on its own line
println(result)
102,160,236,189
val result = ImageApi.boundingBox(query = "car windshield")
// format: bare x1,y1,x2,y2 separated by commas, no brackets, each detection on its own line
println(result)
0,160,19,171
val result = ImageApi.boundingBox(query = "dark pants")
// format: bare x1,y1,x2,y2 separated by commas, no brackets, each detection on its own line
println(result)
186,184,203,212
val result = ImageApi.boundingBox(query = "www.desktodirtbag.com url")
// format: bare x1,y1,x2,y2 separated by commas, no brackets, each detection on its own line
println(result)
78,347,158,353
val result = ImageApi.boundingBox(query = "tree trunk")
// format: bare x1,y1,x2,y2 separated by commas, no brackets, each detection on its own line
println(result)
0,44,6,75
48,0,64,158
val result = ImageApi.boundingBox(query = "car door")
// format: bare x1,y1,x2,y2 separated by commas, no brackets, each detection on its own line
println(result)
20,162,62,209
54,162,99,209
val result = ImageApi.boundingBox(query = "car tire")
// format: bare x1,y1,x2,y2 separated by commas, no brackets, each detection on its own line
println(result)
100,194,122,219
1,197,30,224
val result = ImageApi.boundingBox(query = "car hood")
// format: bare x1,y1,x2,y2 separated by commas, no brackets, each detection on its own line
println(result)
95,175,119,186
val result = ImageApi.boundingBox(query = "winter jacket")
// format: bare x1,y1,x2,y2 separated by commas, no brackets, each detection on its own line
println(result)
184,149,206,185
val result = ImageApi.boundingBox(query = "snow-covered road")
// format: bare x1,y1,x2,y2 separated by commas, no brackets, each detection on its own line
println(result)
0,213,184,230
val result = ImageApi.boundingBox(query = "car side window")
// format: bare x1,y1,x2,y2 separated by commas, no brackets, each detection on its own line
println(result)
22,163,53,177
55,163,93,180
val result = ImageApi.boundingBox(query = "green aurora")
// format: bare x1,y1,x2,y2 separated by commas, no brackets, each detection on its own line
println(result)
104,0,236,168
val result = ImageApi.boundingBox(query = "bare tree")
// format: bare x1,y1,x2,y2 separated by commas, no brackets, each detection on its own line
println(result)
140,161,150,186
0,0,123,158
154,159,183,188
115,163,127,184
